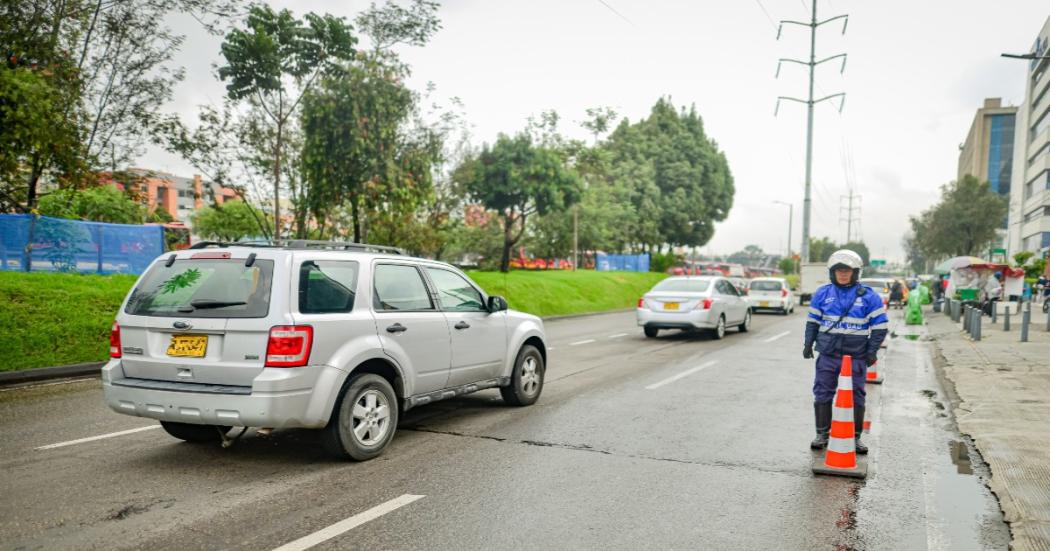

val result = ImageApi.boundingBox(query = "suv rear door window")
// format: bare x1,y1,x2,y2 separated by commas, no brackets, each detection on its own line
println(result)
125,258,273,318
373,264,434,311
300,261,360,313
425,267,486,312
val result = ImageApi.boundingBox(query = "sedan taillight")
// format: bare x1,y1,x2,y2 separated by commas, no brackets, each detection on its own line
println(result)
638,298,647,309
109,322,121,358
781,288,789,298
265,325,313,367
695,298,713,310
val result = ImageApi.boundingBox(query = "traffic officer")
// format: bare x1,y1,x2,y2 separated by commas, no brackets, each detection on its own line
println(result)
803,249,889,454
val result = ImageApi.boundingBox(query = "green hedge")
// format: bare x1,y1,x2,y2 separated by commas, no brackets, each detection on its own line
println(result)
468,270,667,318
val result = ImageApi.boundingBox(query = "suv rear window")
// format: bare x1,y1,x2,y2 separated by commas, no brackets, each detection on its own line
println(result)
750,280,783,291
125,258,274,318
300,260,359,313
653,279,711,293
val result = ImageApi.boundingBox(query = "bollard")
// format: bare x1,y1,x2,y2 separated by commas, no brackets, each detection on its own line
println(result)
1021,303,1030,342
952,300,960,322
1046,306,1050,332
1004,305,1011,331
973,308,981,341
992,303,997,324
963,305,971,332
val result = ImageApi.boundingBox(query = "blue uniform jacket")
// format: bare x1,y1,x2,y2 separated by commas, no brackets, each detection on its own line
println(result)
804,283,889,358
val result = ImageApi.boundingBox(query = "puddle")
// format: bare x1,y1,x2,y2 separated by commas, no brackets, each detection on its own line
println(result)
950,440,973,475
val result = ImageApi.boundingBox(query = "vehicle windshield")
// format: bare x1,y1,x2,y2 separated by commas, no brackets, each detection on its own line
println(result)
125,258,274,318
652,279,711,293
749,280,783,291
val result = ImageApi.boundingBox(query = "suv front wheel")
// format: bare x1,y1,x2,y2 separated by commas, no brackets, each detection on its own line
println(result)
322,373,399,461
501,344,544,406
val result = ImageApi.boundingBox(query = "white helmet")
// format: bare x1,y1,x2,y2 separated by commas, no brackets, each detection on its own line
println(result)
827,249,863,286
827,249,863,270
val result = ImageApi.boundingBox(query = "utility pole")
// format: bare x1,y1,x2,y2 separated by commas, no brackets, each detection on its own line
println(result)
774,0,848,263
573,205,579,271
840,189,862,242
772,200,793,263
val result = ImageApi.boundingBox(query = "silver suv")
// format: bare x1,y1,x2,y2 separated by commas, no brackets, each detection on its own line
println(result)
102,241,547,460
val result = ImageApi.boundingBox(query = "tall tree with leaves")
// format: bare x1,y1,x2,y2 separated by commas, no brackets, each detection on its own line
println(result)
218,5,356,240
457,133,583,272
910,175,1008,258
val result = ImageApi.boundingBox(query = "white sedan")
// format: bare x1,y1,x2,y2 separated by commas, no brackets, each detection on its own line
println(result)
746,277,795,315
636,276,751,339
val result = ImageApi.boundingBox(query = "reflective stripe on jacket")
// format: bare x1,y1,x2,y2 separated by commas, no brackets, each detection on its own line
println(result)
804,283,889,357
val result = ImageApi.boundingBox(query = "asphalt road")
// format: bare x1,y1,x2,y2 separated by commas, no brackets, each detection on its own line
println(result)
0,309,1009,550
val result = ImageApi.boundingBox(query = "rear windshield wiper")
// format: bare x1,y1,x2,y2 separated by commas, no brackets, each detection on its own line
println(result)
177,299,248,312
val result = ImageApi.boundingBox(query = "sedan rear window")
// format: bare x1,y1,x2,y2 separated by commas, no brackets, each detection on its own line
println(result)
652,279,711,293
125,258,273,318
750,280,783,291
860,279,889,291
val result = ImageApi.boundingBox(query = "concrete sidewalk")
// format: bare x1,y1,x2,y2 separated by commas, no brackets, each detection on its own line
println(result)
928,304,1050,551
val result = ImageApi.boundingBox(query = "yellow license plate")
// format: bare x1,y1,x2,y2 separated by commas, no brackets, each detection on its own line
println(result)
167,334,208,358
664,302,680,311
760,301,769,307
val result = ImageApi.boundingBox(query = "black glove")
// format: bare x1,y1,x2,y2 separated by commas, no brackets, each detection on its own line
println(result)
803,344,814,359
866,354,878,366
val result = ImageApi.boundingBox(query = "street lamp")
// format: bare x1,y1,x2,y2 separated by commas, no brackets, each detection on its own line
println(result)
772,200,794,271
1000,53,1050,60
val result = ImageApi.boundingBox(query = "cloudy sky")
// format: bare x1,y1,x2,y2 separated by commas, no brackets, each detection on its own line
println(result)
146,0,1050,262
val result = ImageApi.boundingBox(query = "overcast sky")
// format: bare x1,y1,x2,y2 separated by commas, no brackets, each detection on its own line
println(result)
145,1,1050,262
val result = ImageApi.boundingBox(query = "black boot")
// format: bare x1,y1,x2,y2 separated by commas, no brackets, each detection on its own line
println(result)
810,401,832,450
854,405,868,455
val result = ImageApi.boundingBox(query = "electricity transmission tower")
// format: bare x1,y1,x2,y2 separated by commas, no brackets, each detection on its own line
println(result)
774,0,848,263
839,189,862,243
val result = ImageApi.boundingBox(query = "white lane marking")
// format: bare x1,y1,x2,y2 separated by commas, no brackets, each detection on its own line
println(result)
272,494,426,551
35,425,161,450
645,361,718,390
547,347,557,351
569,339,596,346
763,330,791,343
608,333,628,339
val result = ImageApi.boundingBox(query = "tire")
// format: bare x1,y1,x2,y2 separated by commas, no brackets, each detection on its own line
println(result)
500,344,545,406
160,421,230,443
711,315,726,340
322,373,399,461
644,326,659,338
738,310,751,332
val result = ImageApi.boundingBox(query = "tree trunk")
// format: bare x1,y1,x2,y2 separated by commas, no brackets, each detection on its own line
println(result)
351,198,361,243
500,213,515,273
273,119,283,242
26,154,43,209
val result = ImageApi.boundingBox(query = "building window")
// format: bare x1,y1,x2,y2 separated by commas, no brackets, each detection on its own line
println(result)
1032,107,1050,141
988,114,1015,195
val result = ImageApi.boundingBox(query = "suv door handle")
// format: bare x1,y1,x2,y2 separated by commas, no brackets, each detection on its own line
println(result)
386,323,407,334
454,321,471,330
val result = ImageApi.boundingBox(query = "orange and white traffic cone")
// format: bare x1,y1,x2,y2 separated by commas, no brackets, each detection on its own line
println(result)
866,358,884,385
813,355,868,478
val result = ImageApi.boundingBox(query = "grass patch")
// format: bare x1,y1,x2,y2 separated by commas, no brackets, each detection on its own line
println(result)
468,270,667,318
0,268,665,371
0,271,135,371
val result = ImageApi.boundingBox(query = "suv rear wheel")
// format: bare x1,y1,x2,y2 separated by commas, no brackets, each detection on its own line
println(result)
501,345,544,406
322,373,399,461
160,421,230,443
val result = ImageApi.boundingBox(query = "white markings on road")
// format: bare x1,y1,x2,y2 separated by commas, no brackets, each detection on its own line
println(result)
35,425,160,450
645,361,718,390
608,333,628,339
271,494,426,551
763,330,791,343
570,339,596,346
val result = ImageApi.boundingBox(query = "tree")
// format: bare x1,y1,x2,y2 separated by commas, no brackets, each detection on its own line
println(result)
37,186,146,224
580,106,617,144
902,232,927,274
910,175,1008,258
355,0,442,53
218,5,356,240
840,241,870,266
778,257,795,275
191,201,270,242
457,133,583,272
808,237,837,263
605,98,734,251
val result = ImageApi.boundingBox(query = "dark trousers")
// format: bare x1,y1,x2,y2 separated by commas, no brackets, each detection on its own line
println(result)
813,353,867,407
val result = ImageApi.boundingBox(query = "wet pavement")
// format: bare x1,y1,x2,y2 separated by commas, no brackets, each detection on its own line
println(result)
0,309,1007,550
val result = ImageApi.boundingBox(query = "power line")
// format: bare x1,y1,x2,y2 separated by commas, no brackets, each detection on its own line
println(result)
594,0,636,27
754,0,778,31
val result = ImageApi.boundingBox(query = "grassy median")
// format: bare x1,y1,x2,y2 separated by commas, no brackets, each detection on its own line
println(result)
0,269,665,371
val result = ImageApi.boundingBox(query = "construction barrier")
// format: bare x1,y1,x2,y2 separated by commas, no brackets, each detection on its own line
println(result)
0,214,163,275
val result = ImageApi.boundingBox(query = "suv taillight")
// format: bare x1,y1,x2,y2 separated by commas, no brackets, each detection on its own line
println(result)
109,322,121,358
781,288,789,298
265,325,313,367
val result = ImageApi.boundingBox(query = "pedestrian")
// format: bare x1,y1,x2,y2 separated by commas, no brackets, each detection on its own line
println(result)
803,249,889,454
889,280,904,309
982,272,1003,315
1037,275,1048,303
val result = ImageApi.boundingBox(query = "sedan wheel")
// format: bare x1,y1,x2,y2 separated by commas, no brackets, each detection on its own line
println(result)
712,315,726,340
738,310,751,332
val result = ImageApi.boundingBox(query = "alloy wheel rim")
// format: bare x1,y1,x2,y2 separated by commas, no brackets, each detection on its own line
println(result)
351,390,390,446
718,317,725,338
521,356,540,395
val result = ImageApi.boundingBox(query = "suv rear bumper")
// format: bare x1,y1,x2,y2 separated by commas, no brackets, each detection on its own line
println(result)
101,359,345,429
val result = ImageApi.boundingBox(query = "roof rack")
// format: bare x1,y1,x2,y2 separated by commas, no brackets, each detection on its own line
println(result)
187,240,404,255
281,240,404,255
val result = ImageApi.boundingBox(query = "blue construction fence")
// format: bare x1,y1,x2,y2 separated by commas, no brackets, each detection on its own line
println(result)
595,253,650,272
0,214,164,275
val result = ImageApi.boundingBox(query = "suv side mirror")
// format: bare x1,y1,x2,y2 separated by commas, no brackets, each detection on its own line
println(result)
487,295,508,312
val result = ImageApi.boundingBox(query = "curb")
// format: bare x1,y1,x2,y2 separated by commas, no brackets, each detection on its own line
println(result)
0,362,104,387
542,308,634,322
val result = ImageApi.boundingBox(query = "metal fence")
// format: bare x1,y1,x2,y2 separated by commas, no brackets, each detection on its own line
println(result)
0,214,164,275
